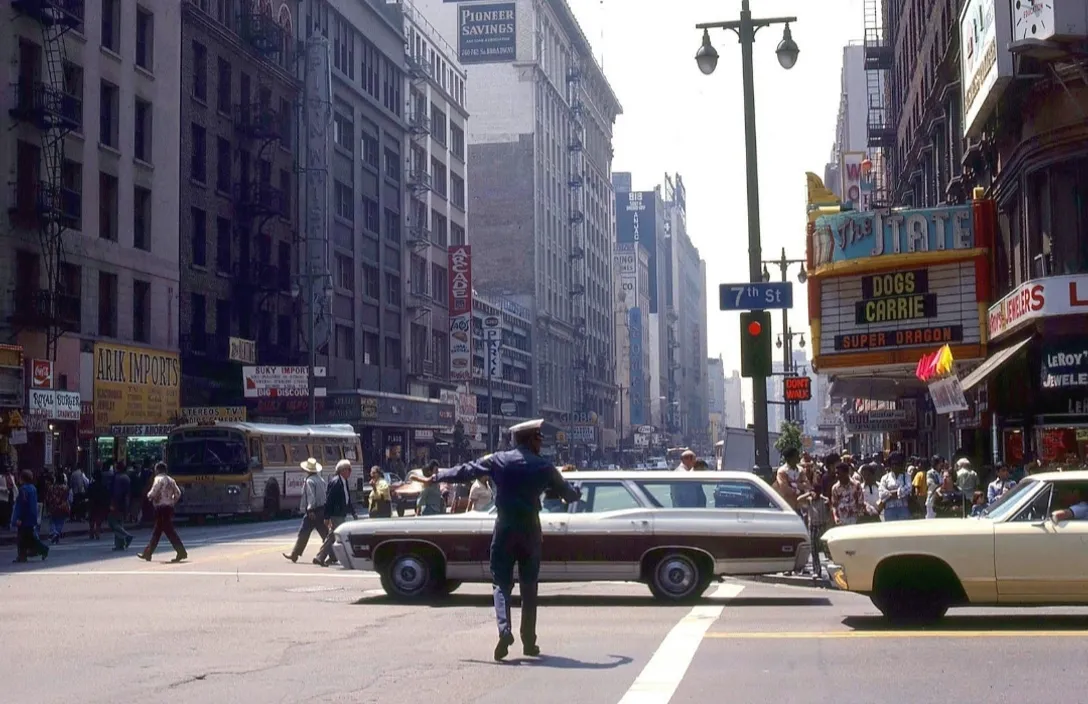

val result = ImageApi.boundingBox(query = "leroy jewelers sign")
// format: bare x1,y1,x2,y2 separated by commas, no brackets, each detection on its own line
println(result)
988,274,1088,342
1041,346,1088,389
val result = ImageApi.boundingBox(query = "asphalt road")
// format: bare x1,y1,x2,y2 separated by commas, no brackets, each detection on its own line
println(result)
4,521,1088,704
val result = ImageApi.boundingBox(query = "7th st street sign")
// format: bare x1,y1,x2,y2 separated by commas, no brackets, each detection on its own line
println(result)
719,282,794,311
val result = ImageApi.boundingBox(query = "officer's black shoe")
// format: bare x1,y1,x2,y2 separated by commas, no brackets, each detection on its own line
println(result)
493,632,515,661
522,643,540,657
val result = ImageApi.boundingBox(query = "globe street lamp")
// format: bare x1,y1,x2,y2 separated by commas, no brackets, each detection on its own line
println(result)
696,0,798,474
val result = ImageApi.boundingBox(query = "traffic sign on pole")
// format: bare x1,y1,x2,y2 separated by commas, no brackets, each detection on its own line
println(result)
718,282,794,311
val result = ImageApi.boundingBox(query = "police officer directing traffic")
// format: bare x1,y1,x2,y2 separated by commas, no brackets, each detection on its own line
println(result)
416,419,580,660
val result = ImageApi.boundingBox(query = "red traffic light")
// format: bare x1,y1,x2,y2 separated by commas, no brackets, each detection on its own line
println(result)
747,320,763,336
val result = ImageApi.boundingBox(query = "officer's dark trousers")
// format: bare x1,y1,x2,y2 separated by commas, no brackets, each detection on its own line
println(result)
490,525,542,645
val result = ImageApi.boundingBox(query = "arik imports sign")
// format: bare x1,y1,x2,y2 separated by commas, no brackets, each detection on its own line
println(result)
811,205,975,268
458,3,516,64
818,261,982,358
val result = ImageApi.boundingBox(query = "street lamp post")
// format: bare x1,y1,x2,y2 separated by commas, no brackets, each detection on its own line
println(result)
695,1,799,473
763,247,807,423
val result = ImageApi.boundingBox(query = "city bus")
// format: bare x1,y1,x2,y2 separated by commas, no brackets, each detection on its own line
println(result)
165,422,362,518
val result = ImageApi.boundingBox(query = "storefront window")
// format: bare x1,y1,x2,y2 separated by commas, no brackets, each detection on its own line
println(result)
1003,429,1025,465
1035,427,1088,469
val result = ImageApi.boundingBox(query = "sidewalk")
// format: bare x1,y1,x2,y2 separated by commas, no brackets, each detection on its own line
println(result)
0,518,150,547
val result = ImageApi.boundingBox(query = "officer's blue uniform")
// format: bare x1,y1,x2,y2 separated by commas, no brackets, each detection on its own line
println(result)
436,445,580,650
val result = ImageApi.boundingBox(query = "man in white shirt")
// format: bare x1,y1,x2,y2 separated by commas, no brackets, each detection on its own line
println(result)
136,462,187,563
955,458,980,497
283,458,329,563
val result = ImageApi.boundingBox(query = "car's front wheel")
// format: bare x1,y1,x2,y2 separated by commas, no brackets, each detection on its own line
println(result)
380,551,440,601
647,551,711,603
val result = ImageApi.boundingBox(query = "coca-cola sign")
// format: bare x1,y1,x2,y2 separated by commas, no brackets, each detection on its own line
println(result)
448,245,472,317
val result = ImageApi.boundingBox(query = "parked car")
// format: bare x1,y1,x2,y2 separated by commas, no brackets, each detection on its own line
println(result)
330,469,810,602
824,471,1088,623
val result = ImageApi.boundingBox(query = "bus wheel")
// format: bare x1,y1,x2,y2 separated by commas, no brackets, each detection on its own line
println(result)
262,480,281,521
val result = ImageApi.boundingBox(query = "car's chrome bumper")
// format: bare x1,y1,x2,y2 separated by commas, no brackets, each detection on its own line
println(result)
826,563,849,590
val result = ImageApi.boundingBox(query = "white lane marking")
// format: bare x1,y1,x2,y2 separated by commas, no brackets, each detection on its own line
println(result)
11,570,380,579
617,582,743,704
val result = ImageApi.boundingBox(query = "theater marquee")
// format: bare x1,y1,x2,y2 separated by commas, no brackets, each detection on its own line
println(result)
817,261,983,364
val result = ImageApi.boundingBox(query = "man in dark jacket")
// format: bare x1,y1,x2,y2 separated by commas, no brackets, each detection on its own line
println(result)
314,460,357,567
12,470,48,563
416,419,581,661
109,467,134,551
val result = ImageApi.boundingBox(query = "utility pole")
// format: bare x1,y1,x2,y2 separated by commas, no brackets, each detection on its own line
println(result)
779,248,792,423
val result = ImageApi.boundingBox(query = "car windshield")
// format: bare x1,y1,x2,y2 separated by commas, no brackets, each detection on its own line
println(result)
981,478,1038,521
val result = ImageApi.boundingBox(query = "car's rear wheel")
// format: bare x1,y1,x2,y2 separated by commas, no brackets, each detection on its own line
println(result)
438,580,462,596
381,551,440,601
647,551,711,603
871,588,949,624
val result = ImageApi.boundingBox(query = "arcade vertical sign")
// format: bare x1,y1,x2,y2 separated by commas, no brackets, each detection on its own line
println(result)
448,245,473,381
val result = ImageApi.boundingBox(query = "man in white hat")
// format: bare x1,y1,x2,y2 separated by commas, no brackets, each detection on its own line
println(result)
414,418,580,661
283,457,329,563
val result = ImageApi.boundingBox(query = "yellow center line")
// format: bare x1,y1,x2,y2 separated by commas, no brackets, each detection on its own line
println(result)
704,630,1088,640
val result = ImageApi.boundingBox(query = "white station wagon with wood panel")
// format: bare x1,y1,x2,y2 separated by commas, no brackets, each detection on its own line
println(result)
330,470,811,602
824,471,1088,622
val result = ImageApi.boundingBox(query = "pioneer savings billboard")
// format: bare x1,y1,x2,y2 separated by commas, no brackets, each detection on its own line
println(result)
458,3,516,65
807,200,995,370
616,191,661,313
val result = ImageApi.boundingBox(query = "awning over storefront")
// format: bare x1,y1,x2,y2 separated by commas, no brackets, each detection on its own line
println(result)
829,376,927,402
961,337,1033,392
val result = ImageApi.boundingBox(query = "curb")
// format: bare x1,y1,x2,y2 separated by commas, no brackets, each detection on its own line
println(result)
746,573,832,589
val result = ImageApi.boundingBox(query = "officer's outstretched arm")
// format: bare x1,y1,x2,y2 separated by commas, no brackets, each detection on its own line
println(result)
547,467,581,504
434,455,497,485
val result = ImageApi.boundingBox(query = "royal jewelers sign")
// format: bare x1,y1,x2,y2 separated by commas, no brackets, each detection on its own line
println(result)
818,261,982,363
448,245,473,381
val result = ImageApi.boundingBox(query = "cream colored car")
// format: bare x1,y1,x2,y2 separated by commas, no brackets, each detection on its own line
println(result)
824,471,1088,623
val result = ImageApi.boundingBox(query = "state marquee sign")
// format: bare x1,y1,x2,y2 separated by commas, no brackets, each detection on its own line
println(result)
817,261,982,365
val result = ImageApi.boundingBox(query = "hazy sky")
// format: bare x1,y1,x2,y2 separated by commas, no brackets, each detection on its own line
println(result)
566,0,866,406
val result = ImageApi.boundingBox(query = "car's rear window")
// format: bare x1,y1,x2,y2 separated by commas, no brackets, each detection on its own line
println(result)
635,479,781,510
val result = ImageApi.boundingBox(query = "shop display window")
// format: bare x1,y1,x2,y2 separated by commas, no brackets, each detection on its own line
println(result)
1035,427,1088,468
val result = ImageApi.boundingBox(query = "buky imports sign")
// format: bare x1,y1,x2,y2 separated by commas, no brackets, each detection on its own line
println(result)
988,274,1088,342
819,261,981,360
242,366,308,398
811,205,974,268
458,3,516,64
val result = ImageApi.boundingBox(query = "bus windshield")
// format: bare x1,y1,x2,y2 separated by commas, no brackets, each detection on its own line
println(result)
166,434,249,475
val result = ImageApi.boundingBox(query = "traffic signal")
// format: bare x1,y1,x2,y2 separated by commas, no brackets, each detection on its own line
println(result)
740,311,773,378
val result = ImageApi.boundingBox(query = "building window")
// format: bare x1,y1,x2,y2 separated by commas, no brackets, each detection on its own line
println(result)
134,98,152,163
217,58,232,113
362,263,380,299
61,159,83,231
216,299,231,338
385,273,401,305
361,133,378,167
431,264,448,305
450,124,465,160
216,216,231,273
191,207,207,267
384,337,402,369
278,169,291,220
336,324,355,360
334,109,354,152
132,279,151,343
362,197,379,233
99,81,119,148
451,173,465,210
191,41,207,101
63,62,84,132
360,41,379,99
190,293,206,337
410,254,428,295
384,148,400,180
216,137,231,193
431,104,447,145
333,14,355,79
381,60,401,115
384,209,400,243
334,181,353,220
101,0,120,53
451,222,465,246
190,123,207,182
431,211,447,247
98,272,118,337
362,331,379,365
431,157,447,198
99,172,118,241
133,186,151,251
335,253,354,291
135,6,154,70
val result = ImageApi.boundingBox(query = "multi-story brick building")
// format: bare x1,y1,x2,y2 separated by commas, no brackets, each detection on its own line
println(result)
400,0,468,401
179,0,302,408
2,0,183,465
412,0,622,453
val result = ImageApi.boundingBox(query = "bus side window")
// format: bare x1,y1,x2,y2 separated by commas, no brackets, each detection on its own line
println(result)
323,444,342,463
249,439,261,465
263,443,288,466
343,445,358,461
288,443,308,464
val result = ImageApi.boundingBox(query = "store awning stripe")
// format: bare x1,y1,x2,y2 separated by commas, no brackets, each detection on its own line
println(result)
960,337,1033,392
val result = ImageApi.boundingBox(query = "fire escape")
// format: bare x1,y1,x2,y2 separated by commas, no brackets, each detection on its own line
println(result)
233,6,288,360
863,0,893,208
8,0,84,360
405,49,434,378
567,60,589,426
